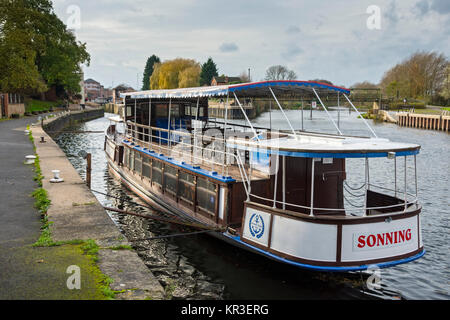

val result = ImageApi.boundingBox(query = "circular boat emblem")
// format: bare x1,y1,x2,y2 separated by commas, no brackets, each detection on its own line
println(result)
249,214,265,239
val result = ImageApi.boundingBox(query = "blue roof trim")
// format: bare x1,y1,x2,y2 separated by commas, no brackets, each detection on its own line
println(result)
228,80,351,95
223,233,425,272
226,143,420,159
121,80,351,99
123,140,235,183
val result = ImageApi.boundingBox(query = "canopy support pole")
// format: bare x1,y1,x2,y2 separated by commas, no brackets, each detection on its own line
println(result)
312,88,343,135
222,93,229,175
273,155,279,208
168,97,172,149
337,92,340,130
301,98,304,131
134,99,137,139
282,156,286,210
269,87,297,137
343,93,378,138
192,97,200,164
404,156,407,211
394,156,397,198
310,158,316,216
233,92,260,141
148,98,152,144
365,157,369,216
414,154,418,202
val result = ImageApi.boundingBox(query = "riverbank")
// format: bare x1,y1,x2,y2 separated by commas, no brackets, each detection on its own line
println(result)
0,109,165,300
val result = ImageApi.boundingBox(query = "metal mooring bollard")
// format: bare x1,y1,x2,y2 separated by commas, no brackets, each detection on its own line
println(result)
50,170,64,183
25,155,36,165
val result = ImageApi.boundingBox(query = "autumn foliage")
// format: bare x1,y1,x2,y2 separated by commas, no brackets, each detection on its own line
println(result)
150,58,201,89
379,51,448,102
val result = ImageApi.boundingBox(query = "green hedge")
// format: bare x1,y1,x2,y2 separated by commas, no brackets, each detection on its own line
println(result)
390,102,426,109
25,99,63,113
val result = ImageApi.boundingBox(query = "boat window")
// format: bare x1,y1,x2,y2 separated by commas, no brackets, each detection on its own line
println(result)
124,148,129,167
142,157,151,179
152,161,162,185
170,104,180,117
155,104,167,118
129,150,135,171
164,165,177,195
178,172,195,204
197,177,216,215
179,171,195,184
197,177,216,192
134,152,142,174
165,165,177,176
184,104,191,116
153,160,162,169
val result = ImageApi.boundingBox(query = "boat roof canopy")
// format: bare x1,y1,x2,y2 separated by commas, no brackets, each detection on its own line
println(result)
121,80,351,100
227,133,421,158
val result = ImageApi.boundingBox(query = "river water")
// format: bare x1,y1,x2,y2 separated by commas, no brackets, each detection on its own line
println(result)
54,109,449,300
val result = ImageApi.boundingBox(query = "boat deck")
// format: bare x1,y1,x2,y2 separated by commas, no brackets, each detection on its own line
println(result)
122,137,270,183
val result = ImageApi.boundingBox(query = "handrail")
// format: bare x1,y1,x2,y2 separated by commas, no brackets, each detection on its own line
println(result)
124,122,255,184
249,193,418,214
121,122,419,216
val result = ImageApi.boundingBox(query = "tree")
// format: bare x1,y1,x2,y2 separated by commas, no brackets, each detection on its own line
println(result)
440,65,450,104
310,79,333,85
142,54,160,90
0,0,90,95
0,26,47,93
179,64,201,88
199,57,218,86
239,70,251,83
380,51,448,101
352,81,378,89
150,58,201,89
264,65,297,81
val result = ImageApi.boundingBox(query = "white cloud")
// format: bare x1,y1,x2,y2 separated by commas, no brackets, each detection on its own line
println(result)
51,0,449,88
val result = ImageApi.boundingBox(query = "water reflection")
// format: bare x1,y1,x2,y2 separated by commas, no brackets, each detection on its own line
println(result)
53,111,449,300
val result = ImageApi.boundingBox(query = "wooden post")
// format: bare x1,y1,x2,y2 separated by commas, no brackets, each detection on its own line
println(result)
86,153,92,189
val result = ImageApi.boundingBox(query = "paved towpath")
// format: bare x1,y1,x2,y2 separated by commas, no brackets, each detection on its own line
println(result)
0,116,106,299
0,116,41,251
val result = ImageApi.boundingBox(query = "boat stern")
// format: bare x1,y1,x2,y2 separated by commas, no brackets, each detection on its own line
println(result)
236,202,424,272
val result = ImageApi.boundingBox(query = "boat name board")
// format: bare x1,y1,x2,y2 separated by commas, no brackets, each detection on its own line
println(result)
354,228,412,251
342,215,419,262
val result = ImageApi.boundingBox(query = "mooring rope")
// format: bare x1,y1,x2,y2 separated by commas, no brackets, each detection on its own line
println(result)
90,188,183,221
130,229,218,242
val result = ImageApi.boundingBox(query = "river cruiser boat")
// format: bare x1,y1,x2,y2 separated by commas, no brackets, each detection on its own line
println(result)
104,80,425,272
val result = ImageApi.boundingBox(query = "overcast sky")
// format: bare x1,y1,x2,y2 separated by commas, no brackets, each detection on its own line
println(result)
52,0,449,89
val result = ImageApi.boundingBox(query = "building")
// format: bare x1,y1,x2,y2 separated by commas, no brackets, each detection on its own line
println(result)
112,84,135,104
84,78,102,101
0,93,25,118
211,76,242,86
